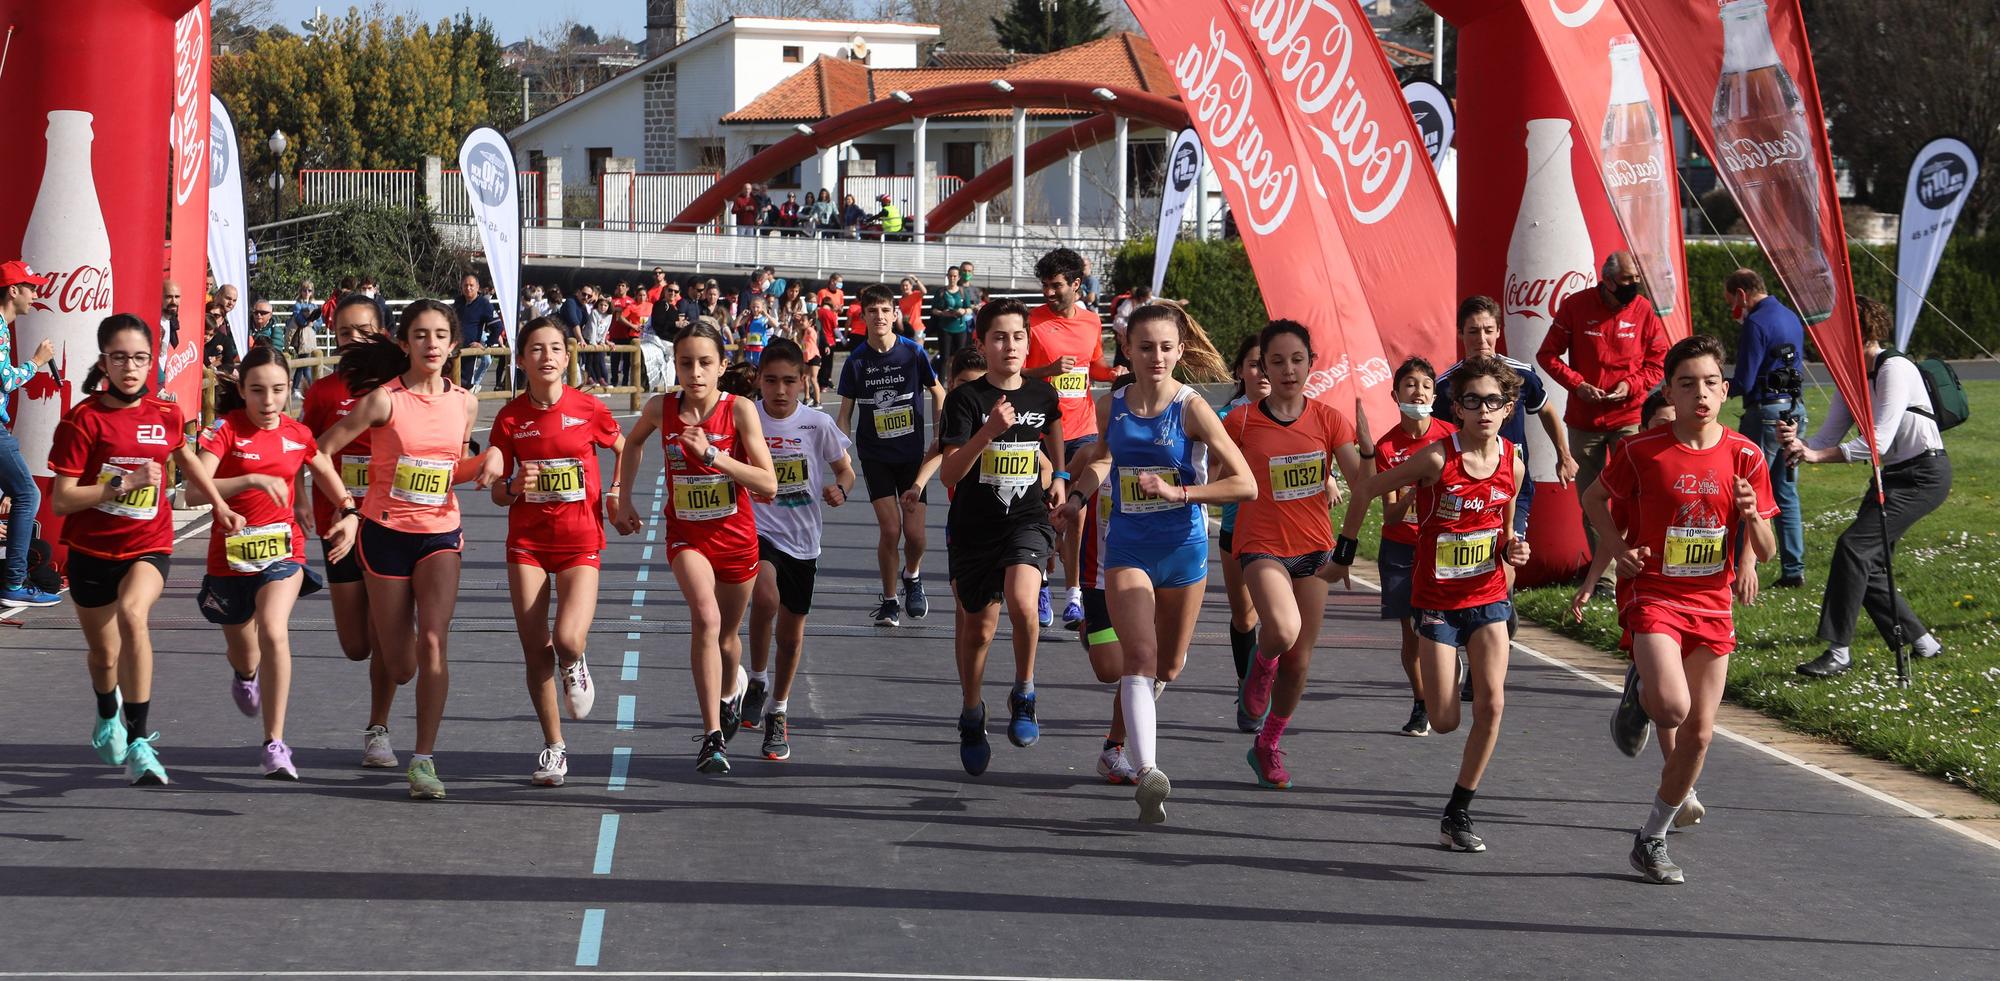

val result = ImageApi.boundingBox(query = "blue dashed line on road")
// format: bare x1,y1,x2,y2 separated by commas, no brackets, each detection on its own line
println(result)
575,908,605,966
622,651,639,680
592,814,619,873
608,748,631,791
617,695,636,731
631,590,647,606
636,567,650,582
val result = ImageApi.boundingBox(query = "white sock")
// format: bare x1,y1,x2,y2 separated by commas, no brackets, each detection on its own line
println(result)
1067,586,1082,605
1118,675,1158,773
749,669,770,685
547,741,565,751
771,698,789,714
1825,645,1852,663
412,753,434,764
902,566,920,580
1641,793,1682,839
1915,633,1942,656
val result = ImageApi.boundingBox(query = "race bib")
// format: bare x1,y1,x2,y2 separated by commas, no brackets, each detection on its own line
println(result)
225,521,293,573
1118,466,1181,514
872,403,915,439
525,457,586,504
979,440,1040,504
1664,525,1726,578
1052,369,1089,399
772,452,811,504
339,454,370,493
93,464,158,521
391,455,453,506
672,473,737,521
1434,529,1498,580
1268,451,1325,502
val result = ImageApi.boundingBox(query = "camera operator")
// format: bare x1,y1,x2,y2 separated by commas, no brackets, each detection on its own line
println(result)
1779,295,1949,678
1725,269,1807,587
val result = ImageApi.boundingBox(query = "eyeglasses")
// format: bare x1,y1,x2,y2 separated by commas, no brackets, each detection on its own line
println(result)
1456,393,1514,412
253,309,272,317
106,353,152,367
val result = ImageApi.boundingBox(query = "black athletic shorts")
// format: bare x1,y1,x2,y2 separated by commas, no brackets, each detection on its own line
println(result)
1236,549,1332,580
66,551,170,609
758,535,819,616
1081,587,1117,647
357,520,463,579
861,457,928,503
321,536,363,585
949,520,1054,613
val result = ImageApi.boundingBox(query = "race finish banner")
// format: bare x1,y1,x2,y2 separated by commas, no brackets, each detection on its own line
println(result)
1149,128,1203,299
1127,1,1398,420
1614,0,1877,460
207,95,250,356
1895,137,1979,350
1519,0,1691,339
457,127,522,343
161,4,209,411
1401,80,1455,169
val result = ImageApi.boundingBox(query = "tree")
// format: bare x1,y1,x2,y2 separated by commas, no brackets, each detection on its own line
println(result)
991,0,1109,54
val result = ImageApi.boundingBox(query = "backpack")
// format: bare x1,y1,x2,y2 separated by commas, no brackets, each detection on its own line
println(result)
1873,349,1969,432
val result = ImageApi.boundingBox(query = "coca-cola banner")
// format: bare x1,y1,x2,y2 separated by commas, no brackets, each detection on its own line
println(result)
1126,2,1399,421
1518,0,1692,340
457,127,522,344
1401,80,1455,170
1895,137,1980,350
208,95,250,355
162,3,209,412
1149,128,1203,299
1613,0,1878,459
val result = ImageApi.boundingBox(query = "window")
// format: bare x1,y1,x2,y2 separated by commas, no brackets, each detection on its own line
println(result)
1128,140,1168,198
782,45,804,63
944,142,978,180
750,145,802,188
526,150,547,175
696,143,726,172
586,147,614,183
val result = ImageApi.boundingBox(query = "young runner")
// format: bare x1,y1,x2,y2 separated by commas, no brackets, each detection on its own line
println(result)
1346,355,1528,851
1369,357,1458,737
488,317,626,786
939,298,1065,776
299,293,402,768
192,346,355,780
615,322,778,775
1024,248,1116,630
837,283,945,627
1219,337,1269,733
740,338,856,762
49,314,243,786
1581,334,1776,884
1232,320,1370,789
313,299,503,800
1058,304,1251,823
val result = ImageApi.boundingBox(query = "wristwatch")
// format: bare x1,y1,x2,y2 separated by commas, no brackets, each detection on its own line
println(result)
107,474,126,492
701,445,719,466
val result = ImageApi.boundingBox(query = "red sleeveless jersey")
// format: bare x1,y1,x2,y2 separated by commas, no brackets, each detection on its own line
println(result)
1412,435,1517,611
660,391,757,561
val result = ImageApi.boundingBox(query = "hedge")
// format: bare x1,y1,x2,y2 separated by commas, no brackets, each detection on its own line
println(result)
1115,234,2000,364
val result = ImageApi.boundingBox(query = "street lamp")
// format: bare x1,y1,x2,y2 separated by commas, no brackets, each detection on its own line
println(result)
268,129,288,221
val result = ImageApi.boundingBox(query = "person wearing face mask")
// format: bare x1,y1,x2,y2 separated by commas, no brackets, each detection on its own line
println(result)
1723,268,1807,589
1537,250,1668,599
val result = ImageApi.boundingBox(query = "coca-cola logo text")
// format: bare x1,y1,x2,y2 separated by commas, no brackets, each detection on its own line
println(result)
160,339,201,387
1550,0,1608,28
1504,268,1595,324
1239,0,1417,226
29,265,115,315
1717,129,1809,174
1171,22,1300,236
1604,155,1664,188
171,7,208,207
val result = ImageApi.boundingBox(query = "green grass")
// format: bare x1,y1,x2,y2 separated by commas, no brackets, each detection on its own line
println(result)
1358,382,2000,804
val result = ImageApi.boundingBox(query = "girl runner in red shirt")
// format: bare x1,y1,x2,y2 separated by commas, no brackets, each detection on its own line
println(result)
192,345,359,781
488,317,626,787
615,321,777,775
299,293,402,769
49,314,242,786
1365,357,1456,737
313,299,504,800
1582,334,1776,885
1348,355,1528,852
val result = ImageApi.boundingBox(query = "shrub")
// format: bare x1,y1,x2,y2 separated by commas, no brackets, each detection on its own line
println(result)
1110,237,1269,364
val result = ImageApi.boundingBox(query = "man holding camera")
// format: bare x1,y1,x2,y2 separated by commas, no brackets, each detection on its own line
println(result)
1726,269,1807,588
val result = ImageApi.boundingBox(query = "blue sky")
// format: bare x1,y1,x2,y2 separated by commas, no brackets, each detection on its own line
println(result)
265,1,647,46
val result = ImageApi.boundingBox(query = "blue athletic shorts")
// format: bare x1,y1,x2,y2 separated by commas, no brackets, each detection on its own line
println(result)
1106,532,1208,590
1378,539,1416,621
198,561,324,626
1413,600,1513,647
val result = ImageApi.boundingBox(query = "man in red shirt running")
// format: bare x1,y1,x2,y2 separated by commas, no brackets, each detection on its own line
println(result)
1024,247,1118,631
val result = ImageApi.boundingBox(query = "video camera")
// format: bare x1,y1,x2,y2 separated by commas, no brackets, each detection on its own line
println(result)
1765,343,1804,476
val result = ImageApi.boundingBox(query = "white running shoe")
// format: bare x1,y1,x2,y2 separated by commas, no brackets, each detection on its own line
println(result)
1674,790,1706,828
1136,766,1171,825
361,725,398,769
561,656,596,719
1096,744,1138,785
532,746,569,787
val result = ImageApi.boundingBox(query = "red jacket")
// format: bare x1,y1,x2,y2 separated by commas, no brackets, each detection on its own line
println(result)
1536,288,1668,430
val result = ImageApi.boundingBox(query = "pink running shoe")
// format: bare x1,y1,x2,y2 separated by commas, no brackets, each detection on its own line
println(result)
1247,738,1291,790
261,739,298,780
231,674,260,717
1239,654,1279,723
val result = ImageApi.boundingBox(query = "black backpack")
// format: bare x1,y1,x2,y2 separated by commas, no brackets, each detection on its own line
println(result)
1873,349,1969,432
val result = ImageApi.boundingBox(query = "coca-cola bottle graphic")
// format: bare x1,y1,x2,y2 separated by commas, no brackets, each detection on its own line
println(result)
1712,0,1835,323
1503,118,1596,483
18,110,114,478
1600,35,1679,319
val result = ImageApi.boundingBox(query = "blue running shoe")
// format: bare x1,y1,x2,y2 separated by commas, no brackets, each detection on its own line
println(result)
1061,598,1084,632
92,712,129,765
0,583,61,608
126,733,168,786
958,703,991,776
1007,687,1039,748
1036,588,1053,628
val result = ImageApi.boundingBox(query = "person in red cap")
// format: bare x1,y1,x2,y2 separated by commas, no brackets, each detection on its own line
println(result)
0,260,62,607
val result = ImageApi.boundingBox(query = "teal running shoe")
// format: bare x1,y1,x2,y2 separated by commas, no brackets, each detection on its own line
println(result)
126,733,169,786
407,758,446,800
92,712,129,766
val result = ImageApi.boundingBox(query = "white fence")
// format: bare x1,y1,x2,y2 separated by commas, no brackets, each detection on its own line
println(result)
299,169,417,210
600,172,717,230
436,170,546,223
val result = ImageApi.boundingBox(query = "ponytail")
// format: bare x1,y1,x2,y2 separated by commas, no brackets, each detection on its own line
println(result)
1128,302,1229,383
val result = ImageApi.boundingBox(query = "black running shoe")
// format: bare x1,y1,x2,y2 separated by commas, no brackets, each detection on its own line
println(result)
871,597,901,628
902,575,929,620
721,668,748,743
1439,812,1486,852
694,731,730,774
1401,701,1431,736
762,711,791,761
958,702,991,776
1630,833,1684,884
740,678,768,730
1611,662,1652,757
1459,649,1474,702
1796,649,1852,678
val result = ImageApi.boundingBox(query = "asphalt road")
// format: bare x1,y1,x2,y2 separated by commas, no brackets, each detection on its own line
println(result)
2,444,1996,979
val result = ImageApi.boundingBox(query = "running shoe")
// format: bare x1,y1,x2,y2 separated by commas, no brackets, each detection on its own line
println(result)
92,712,129,766
126,733,168,786
958,702,991,776
1611,662,1652,758
1459,649,1474,702
1401,702,1431,737
1246,739,1291,789
361,725,398,769
740,677,769,730
1036,587,1053,628
231,673,260,716
1006,687,1039,747
902,575,929,620
762,711,791,761
870,596,901,628
1136,766,1171,825
1630,833,1684,884
1061,598,1084,632
1675,790,1706,829
407,758,446,800
1096,744,1137,784
261,739,299,780
1151,678,1167,701
1235,697,1262,734
532,746,569,787
1439,812,1486,852
1240,654,1280,723
0,583,61,607
560,656,595,719
721,664,748,742
695,731,730,774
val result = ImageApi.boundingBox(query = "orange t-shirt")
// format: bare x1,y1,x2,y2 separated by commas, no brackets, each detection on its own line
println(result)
900,292,925,336
1225,398,1358,556
1027,303,1112,440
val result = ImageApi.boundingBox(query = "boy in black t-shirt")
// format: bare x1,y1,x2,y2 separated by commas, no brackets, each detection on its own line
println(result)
939,298,1066,776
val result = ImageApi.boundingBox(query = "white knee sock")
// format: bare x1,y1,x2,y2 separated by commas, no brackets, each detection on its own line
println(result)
1118,675,1157,773
1915,633,1942,657
1641,793,1682,839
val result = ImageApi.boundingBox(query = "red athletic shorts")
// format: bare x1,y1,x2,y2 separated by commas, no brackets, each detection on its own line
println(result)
1619,602,1736,658
667,538,759,584
508,545,602,572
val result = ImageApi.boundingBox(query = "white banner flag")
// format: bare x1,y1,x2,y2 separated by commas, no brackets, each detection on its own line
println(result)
1895,136,1979,349
207,95,250,355
1150,128,1204,299
457,127,522,343
1400,80,1455,170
